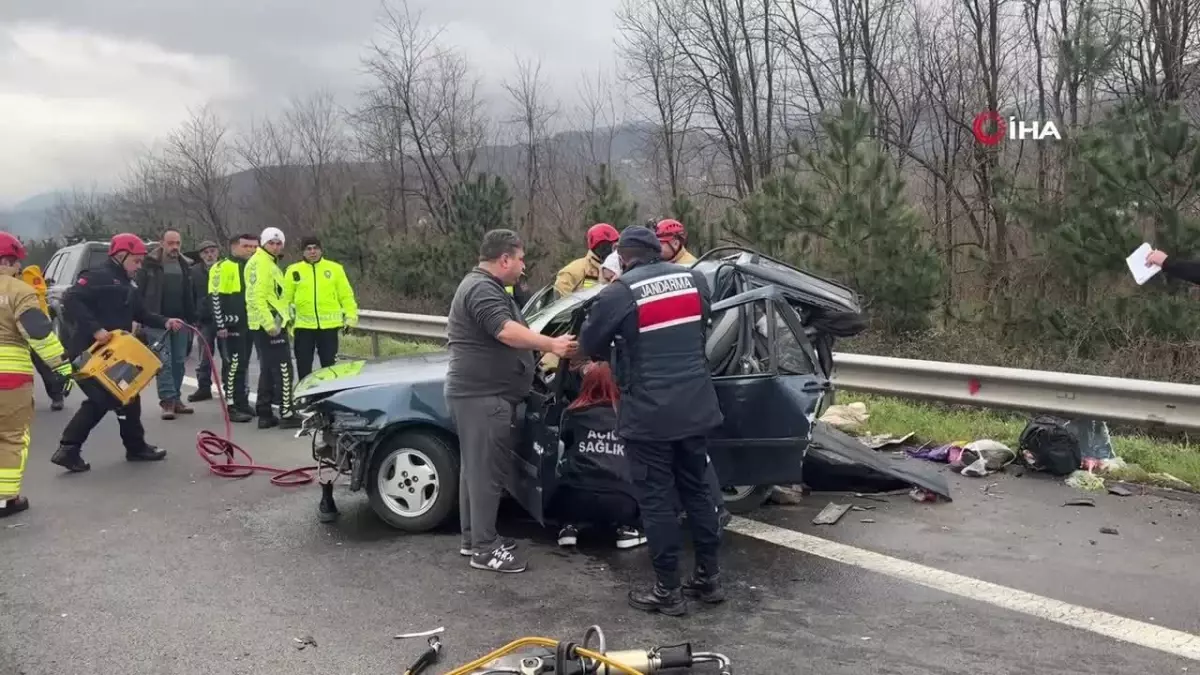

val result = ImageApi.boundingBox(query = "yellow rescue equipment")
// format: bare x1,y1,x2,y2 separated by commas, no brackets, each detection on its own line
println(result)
71,330,164,407
19,265,49,316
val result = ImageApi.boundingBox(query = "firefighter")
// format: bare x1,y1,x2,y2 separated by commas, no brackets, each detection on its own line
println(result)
283,236,359,381
246,227,301,429
208,234,257,423
52,234,185,473
0,233,72,517
655,219,698,266
578,226,724,616
553,223,620,297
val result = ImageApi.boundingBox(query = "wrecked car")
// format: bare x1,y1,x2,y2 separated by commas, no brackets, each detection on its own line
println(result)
293,247,868,532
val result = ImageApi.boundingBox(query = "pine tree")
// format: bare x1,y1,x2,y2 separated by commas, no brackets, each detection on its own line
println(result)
582,164,638,227
323,189,379,278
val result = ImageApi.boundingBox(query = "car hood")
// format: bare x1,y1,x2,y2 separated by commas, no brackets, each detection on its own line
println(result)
295,351,449,399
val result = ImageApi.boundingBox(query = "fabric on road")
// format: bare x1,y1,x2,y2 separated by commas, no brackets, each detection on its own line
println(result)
1,382,1197,675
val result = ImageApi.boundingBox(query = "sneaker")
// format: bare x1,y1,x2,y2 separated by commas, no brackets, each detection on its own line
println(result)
160,402,176,420
615,526,647,549
0,495,29,518
558,525,579,547
470,546,527,574
628,583,687,616
460,537,516,557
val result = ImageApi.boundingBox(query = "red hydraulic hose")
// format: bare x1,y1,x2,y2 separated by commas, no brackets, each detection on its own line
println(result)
184,323,316,486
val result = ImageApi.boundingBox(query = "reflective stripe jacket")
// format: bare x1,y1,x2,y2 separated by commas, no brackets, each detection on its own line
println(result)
245,248,289,332
208,258,248,331
282,258,358,330
0,273,66,384
554,252,603,297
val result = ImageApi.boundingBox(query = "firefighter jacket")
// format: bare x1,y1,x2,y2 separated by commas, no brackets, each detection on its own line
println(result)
0,273,68,387
555,403,635,499
578,259,722,442
244,247,289,332
61,259,168,356
671,248,698,266
208,258,249,331
282,257,358,330
553,252,603,297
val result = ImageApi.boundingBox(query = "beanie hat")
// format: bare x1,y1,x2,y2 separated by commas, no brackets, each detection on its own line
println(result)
300,236,321,249
260,227,285,246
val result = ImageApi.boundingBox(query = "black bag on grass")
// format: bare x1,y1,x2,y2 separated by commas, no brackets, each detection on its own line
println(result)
1018,415,1082,476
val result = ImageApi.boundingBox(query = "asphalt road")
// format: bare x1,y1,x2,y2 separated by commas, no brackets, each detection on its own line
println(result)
2,367,1198,675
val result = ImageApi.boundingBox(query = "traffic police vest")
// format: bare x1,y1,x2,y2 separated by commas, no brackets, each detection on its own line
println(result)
245,248,288,331
610,260,723,441
283,258,358,330
208,258,248,330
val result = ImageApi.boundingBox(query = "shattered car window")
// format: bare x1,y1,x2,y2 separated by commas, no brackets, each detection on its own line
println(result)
759,312,816,376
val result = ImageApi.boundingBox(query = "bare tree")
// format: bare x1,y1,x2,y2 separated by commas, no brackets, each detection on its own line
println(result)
285,90,350,227
502,57,558,230
159,105,234,243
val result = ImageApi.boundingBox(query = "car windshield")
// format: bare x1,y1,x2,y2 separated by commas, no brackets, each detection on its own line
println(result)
527,285,603,334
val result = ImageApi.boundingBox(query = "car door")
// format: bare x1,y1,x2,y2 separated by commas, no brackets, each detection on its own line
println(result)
705,286,830,488
504,388,563,525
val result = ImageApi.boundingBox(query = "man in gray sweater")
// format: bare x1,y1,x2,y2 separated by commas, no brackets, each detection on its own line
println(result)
446,229,576,573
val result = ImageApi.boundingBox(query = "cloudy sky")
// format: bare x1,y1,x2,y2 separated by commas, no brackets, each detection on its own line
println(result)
0,0,625,207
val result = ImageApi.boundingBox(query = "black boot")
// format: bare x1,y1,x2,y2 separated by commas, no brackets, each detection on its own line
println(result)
628,582,687,616
0,495,29,518
51,444,90,473
126,445,167,462
228,408,253,423
257,415,279,429
50,399,64,411
318,482,339,523
278,414,303,430
682,567,726,604
188,388,213,402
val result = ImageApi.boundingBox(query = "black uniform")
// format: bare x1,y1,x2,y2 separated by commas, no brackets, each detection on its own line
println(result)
210,257,253,414
551,403,640,529
579,243,724,601
55,258,168,469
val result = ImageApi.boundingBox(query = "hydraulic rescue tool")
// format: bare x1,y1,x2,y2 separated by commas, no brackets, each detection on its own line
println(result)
70,329,168,406
439,625,732,675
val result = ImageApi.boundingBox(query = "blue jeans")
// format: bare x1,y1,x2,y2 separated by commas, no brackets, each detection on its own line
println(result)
153,329,190,404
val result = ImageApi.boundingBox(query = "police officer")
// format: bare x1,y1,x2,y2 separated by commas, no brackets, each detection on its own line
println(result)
578,226,724,616
0,232,72,517
283,236,359,381
554,223,620,297
245,227,301,430
208,234,257,423
52,233,185,473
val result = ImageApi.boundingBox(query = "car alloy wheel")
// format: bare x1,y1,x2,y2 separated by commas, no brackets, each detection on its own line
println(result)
376,447,439,519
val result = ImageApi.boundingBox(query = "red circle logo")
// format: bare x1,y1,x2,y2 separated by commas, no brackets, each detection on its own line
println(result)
972,111,1006,146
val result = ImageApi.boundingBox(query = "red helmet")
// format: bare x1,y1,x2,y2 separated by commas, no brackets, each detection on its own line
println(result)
586,223,620,250
655,218,686,241
0,232,26,261
109,233,148,256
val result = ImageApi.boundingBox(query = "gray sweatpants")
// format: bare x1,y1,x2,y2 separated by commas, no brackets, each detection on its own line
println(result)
448,395,517,554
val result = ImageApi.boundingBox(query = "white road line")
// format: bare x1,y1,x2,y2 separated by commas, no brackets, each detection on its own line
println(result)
177,373,1200,662
727,516,1200,662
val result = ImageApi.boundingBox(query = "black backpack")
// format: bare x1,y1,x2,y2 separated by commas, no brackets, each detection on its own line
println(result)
1018,415,1082,476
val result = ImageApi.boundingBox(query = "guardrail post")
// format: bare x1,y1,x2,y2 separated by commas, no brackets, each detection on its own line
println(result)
371,333,380,359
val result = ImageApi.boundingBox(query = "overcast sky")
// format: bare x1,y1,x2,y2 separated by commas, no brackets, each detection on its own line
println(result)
0,0,625,207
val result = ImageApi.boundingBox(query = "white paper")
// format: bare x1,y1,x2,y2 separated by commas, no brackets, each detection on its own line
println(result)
1126,243,1161,285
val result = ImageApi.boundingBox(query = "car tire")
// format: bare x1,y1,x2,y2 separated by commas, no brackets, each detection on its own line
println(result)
366,430,459,533
721,484,773,514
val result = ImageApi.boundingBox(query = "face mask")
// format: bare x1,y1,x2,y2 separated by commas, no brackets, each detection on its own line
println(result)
592,242,614,260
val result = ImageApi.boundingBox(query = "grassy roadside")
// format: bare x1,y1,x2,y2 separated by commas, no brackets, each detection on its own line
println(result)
845,392,1200,490
335,332,1200,489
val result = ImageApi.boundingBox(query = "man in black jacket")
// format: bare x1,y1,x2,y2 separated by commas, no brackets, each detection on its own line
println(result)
187,240,221,403
136,229,196,419
578,226,725,617
52,233,184,473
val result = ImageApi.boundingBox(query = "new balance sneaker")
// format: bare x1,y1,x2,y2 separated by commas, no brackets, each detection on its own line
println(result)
459,537,516,557
557,525,579,547
470,546,527,574
615,526,647,549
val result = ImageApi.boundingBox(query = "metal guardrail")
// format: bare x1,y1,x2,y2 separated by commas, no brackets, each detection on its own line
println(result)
354,309,1200,430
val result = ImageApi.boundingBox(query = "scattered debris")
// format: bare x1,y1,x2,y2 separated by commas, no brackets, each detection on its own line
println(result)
1108,484,1134,497
909,487,938,503
954,440,1017,476
1100,527,1120,536
5,522,27,529
293,636,318,651
767,485,805,505
1066,470,1106,492
819,402,869,432
861,432,914,450
1063,498,1096,507
850,505,876,512
394,627,445,640
813,503,852,525
854,493,890,503
981,483,1003,497
859,518,876,524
